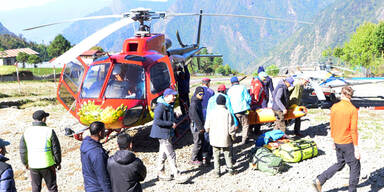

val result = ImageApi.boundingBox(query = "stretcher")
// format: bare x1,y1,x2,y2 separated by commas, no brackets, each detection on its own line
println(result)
248,105,308,124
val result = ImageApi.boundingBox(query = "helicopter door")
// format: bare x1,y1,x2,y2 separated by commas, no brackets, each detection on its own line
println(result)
57,60,86,116
146,58,176,113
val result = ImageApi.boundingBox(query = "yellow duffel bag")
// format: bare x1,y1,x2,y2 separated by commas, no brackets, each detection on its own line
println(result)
273,139,318,163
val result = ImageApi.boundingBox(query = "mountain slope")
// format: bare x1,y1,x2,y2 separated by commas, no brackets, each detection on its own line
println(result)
0,22,14,36
259,0,384,71
62,0,333,71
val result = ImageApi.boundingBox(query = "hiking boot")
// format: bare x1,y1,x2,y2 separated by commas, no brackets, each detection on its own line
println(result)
157,171,172,181
312,178,322,192
189,160,202,167
173,172,189,184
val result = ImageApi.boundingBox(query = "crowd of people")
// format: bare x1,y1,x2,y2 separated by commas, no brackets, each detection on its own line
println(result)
0,65,361,192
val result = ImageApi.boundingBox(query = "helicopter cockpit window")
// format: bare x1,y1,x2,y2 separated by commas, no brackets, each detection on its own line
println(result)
80,63,110,98
63,61,84,93
149,62,171,94
105,63,145,99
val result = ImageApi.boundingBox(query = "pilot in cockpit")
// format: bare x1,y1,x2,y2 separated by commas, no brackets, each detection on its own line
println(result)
106,65,136,98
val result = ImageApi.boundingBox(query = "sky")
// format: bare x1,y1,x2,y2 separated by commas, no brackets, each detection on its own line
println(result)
0,0,113,43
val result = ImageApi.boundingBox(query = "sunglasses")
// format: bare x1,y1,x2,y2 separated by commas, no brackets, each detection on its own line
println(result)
198,92,204,96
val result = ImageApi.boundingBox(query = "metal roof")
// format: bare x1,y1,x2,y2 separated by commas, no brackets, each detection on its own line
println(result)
0,48,39,58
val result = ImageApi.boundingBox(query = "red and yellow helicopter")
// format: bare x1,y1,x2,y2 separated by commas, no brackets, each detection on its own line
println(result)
25,8,312,140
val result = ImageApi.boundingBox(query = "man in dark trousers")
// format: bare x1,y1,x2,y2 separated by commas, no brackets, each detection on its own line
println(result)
258,66,274,108
80,121,112,192
313,86,360,192
0,138,16,192
107,134,147,192
189,86,205,166
272,77,294,133
20,110,61,192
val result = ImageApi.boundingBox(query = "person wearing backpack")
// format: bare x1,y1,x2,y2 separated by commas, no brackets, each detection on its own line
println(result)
313,86,360,192
205,95,236,178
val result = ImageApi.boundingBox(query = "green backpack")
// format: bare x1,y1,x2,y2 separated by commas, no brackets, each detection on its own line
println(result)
249,147,283,175
273,138,318,163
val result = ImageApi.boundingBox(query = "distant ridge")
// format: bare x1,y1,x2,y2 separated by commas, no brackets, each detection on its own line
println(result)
0,22,14,36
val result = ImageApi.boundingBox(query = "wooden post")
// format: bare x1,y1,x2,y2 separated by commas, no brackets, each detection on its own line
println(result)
15,62,21,94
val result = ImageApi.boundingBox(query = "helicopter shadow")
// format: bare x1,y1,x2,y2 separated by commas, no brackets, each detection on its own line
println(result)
301,122,330,138
324,167,384,192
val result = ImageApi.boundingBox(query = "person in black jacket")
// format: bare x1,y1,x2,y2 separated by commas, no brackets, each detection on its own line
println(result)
107,134,146,192
189,86,205,166
80,121,112,192
149,88,188,183
175,63,190,116
0,138,16,192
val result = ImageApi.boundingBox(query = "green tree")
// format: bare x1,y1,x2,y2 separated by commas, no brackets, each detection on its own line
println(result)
28,54,42,68
47,34,71,58
215,65,226,75
266,64,279,76
90,46,104,52
224,64,231,76
16,52,29,68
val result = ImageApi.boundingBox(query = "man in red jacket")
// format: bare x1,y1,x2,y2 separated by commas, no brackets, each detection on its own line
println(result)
313,86,360,192
250,72,267,135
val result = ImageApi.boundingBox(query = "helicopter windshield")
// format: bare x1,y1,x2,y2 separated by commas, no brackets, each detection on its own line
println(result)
105,63,145,99
81,63,110,98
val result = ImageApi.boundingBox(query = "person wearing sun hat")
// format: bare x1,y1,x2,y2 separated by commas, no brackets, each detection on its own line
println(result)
0,138,16,192
20,110,61,192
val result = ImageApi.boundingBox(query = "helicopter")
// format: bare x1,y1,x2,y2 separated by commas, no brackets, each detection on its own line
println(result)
24,8,314,141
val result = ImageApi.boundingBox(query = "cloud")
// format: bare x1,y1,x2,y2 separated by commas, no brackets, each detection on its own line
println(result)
1,0,55,11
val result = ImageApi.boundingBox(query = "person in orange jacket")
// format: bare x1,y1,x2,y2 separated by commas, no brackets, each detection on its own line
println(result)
313,86,360,192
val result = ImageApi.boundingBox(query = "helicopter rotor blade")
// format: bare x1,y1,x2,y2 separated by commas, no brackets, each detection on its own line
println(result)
23,15,123,31
52,18,134,66
166,13,313,25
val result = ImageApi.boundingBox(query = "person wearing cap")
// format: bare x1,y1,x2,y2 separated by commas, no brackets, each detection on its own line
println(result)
149,88,188,183
80,121,112,192
0,138,16,192
20,110,61,192
272,77,294,133
288,78,309,137
227,76,252,145
258,66,274,108
189,86,205,166
107,134,147,192
249,72,268,136
205,95,236,178
313,86,360,192
201,78,215,120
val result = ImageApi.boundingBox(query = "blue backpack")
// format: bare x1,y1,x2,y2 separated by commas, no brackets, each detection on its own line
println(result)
256,130,285,147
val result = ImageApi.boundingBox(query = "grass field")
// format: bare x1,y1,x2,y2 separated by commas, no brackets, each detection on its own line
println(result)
0,66,59,76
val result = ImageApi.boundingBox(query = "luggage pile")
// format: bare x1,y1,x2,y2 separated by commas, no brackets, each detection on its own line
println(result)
249,130,319,174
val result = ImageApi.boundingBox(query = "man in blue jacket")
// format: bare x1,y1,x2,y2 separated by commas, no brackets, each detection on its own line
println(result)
80,121,112,192
0,138,16,192
149,88,188,183
227,76,252,145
